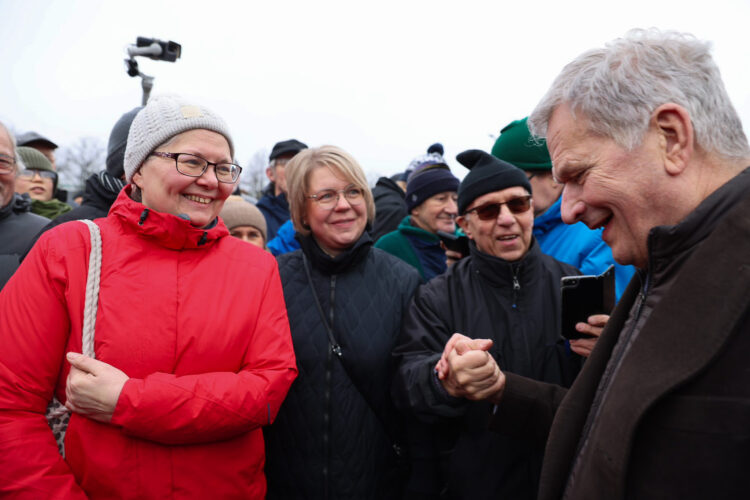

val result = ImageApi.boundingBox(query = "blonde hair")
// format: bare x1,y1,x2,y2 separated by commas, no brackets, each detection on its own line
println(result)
286,145,375,236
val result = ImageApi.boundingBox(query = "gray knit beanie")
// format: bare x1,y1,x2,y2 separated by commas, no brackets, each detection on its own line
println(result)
123,94,235,183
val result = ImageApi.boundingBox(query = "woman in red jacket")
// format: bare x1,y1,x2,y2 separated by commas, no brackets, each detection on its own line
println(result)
0,94,297,499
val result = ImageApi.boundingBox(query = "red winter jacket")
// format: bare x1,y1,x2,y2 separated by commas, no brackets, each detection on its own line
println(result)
0,188,297,499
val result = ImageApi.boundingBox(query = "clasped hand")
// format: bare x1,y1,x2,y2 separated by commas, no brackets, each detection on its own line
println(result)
435,334,505,404
64,352,129,423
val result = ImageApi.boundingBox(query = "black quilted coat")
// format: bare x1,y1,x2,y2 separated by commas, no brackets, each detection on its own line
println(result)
264,232,421,499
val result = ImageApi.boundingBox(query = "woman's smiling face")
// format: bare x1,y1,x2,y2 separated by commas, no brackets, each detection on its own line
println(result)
132,129,235,228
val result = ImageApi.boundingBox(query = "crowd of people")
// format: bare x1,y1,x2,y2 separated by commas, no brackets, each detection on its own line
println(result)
1,28,749,499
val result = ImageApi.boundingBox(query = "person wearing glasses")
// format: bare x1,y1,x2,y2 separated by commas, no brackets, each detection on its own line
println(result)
0,94,297,498
263,145,421,499
0,122,49,289
15,146,72,219
393,149,602,500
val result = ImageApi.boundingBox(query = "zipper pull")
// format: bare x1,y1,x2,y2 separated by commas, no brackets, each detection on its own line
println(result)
513,276,520,291
331,344,343,358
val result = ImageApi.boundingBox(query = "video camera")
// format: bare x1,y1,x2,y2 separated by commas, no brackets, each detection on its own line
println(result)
124,37,182,104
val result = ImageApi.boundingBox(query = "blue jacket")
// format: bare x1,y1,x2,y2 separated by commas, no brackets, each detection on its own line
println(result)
533,197,635,300
267,219,300,257
256,183,289,241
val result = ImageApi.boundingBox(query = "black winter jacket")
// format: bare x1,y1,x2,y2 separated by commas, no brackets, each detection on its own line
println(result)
371,176,406,242
393,240,582,500
0,194,48,289
265,232,421,499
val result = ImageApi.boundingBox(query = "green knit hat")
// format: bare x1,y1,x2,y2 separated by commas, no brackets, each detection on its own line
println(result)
491,117,552,171
17,146,54,172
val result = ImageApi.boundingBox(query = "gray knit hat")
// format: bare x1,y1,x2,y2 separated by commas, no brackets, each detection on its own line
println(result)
123,94,234,183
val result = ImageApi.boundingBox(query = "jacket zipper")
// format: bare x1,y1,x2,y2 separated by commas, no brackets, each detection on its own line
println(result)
322,274,338,500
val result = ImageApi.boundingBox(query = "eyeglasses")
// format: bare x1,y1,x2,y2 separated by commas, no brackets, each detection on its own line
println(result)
150,152,242,184
307,185,365,209
465,195,532,220
18,169,57,180
0,154,16,173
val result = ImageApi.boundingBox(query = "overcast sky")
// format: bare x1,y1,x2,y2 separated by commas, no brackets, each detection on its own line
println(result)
2,0,749,184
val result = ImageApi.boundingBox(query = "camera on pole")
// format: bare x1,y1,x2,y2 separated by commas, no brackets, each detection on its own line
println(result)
124,37,182,105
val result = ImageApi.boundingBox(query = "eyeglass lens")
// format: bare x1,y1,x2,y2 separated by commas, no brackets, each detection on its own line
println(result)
175,153,240,183
19,169,56,179
313,187,364,208
473,196,531,220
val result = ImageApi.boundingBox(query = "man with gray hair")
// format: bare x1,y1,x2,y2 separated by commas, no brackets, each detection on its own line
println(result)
439,29,750,498
0,122,49,288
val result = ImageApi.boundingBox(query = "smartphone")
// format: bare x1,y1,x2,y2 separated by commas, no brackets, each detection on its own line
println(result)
560,265,615,340
436,231,470,256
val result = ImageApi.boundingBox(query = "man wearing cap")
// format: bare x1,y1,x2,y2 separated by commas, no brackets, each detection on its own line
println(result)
375,157,460,282
0,123,49,288
20,108,139,257
15,147,72,220
393,150,595,500
257,138,307,240
492,117,635,299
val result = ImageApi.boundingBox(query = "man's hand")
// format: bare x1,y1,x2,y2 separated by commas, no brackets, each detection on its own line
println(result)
65,352,129,423
570,314,609,358
435,334,505,404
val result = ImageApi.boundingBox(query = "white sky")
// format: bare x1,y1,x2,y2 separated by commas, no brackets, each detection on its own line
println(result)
2,0,749,183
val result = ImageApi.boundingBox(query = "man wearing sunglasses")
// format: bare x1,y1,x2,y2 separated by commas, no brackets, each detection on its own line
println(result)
0,123,49,289
393,149,592,500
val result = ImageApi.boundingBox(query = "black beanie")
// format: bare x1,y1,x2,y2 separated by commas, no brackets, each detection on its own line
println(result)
456,149,532,214
405,165,459,211
107,107,142,180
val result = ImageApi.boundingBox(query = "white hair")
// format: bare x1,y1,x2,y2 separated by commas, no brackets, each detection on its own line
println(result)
0,121,19,174
528,28,750,160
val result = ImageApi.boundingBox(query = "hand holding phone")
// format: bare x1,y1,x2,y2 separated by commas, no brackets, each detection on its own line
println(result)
561,265,615,340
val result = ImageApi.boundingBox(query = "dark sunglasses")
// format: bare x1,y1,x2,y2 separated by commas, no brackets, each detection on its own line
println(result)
465,195,532,220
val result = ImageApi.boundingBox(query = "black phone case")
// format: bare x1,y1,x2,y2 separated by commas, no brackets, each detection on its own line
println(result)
560,265,615,340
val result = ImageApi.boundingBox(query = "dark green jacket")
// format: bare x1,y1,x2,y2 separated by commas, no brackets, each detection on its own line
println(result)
374,216,439,281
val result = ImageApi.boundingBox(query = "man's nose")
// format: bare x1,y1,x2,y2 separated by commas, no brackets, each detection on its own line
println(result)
559,186,585,224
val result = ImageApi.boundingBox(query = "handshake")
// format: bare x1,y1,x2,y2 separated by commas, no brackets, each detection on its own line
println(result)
435,315,607,404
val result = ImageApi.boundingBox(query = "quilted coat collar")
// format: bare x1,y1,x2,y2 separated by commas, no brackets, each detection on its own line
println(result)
109,185,229,250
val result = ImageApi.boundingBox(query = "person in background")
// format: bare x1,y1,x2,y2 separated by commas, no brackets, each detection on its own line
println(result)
445,29,750,499
21,107,140,257
375,159,460,281
0,94,297,498
257,138,307,240
220,195,267,249
264,145,421,499
0,122,48,288
492,117,635,299
16,130,69,203
393,149,597,500
371,143,445,241
15,146,72,219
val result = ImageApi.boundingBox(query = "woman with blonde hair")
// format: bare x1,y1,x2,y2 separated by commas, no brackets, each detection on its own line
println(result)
264,145,421,499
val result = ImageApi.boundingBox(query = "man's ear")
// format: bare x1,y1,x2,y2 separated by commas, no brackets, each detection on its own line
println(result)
456,215,473,239
652,103,694,176
265,166,275,183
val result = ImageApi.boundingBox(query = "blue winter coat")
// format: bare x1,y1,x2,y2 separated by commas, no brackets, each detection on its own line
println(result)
533,197,635,299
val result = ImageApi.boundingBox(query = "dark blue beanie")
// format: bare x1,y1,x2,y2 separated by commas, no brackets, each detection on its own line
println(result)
405,165,460,211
